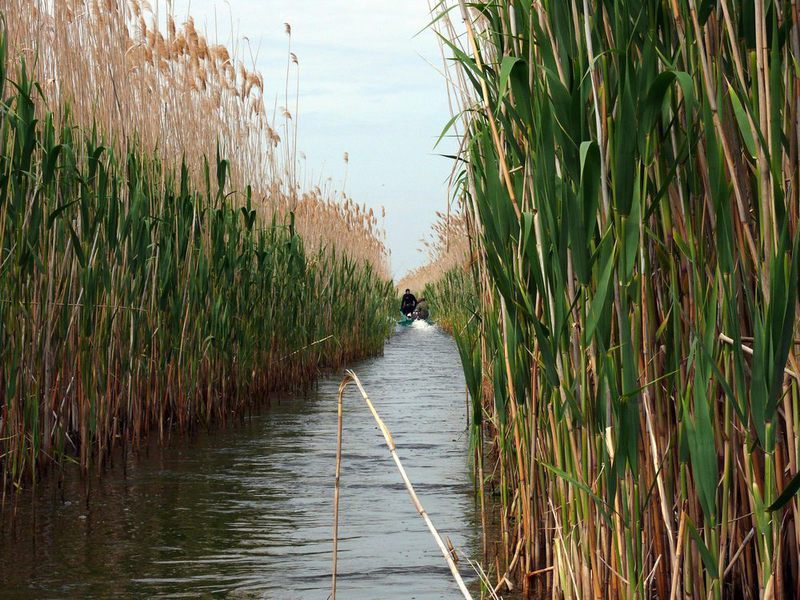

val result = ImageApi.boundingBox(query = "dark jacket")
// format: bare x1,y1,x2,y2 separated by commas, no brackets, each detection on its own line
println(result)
400,292,417,314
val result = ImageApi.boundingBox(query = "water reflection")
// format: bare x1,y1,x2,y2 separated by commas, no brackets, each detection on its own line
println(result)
2,326,485,599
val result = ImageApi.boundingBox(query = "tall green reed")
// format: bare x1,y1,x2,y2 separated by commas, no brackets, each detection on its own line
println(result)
430,0,800,597
0,37,394,494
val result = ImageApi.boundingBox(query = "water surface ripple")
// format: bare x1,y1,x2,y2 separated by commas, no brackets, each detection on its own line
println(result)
2,324,482,599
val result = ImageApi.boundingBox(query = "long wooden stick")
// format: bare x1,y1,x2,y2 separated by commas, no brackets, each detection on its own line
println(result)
332,370,473,600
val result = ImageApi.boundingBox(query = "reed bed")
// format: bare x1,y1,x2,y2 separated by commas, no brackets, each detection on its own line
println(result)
428,1,800,597
1,0,390,274
398,211,471,297
0,2,394,495
398,211,474,334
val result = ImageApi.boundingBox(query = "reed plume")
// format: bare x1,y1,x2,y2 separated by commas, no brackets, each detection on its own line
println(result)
0,1,393,495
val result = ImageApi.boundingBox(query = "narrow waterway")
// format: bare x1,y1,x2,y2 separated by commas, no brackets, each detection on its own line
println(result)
1,323,486,599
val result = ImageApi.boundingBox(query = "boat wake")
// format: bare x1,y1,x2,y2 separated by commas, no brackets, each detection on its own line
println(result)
410,320,436,331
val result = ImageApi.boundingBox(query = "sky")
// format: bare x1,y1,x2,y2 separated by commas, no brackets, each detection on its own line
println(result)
169,0,457,278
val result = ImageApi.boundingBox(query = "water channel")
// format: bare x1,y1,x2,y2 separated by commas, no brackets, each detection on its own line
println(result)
2,323,490,599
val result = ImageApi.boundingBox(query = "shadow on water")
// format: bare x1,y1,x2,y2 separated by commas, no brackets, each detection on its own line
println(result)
0,325,509,599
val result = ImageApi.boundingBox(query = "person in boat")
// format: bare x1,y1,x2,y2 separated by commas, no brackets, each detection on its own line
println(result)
400,288,417,316
414,298,429,320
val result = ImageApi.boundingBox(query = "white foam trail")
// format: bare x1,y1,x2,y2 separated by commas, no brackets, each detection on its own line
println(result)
410,320,435,331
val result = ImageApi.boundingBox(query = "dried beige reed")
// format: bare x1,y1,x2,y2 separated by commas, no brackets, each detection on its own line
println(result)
3,0,389,277
397,210,470,293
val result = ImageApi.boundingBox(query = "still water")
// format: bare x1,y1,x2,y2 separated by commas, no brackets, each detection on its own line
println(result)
2,323,486,599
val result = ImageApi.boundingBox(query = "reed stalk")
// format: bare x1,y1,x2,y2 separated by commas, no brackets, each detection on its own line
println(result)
421,0,800,596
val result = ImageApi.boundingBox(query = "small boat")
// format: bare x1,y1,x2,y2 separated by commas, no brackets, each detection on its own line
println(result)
397,312,416,326
397,312,433,326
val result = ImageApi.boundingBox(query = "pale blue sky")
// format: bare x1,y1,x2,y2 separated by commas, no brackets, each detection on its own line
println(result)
170,0,456,277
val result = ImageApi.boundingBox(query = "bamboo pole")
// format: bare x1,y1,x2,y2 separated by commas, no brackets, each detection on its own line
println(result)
332,370,473,600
